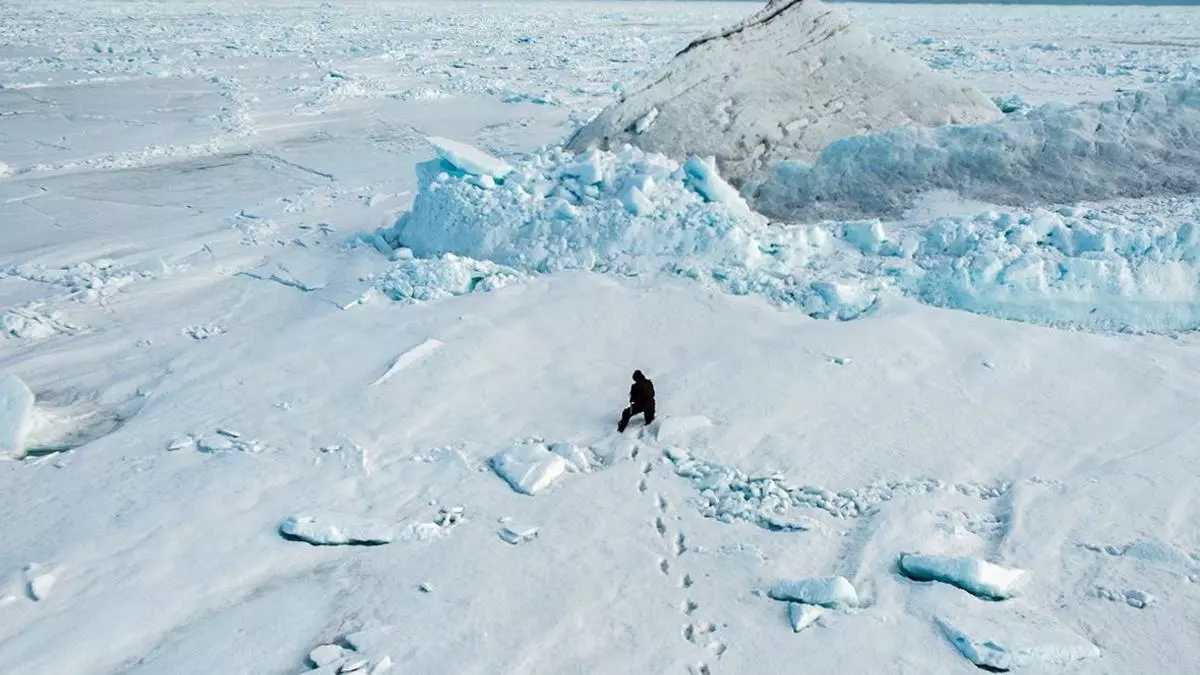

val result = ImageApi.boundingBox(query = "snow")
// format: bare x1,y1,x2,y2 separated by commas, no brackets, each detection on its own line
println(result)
567,0,1000,186
309,644,347,668
426,136,513,179
490,440,572,495
2,1,1200,674
768,576,859,609
0,371,34,459
25,567,55,602
279,514,395,546
899,554,1026,601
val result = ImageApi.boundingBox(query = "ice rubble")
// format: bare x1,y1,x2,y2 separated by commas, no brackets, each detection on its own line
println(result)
380,98,1200,333
751,82,1200,221
490,439,595,496
899,553,1026,601
0,371,34,459
788,603,824,632
566,0,999,185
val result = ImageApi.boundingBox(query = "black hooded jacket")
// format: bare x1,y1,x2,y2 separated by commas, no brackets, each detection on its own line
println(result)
629,370,655,411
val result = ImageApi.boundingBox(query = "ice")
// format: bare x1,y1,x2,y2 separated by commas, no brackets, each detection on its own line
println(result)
374,254,523,304
426,136,512,179
490,441,571,495
26,567,55,602
788,603,824,632
683,156,751,214
279,514,395,546
934,609,1101,670
0,371,34,459
548,442,593,473
498,522,540,545
568,0,999,186
898,553,1026,600
768,576,858,609
309,644,347,668
753,83,1200,221
369,338,443,387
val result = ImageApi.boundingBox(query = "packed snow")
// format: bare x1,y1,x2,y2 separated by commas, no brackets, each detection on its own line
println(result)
899,554,1027,601
2,1,1200,674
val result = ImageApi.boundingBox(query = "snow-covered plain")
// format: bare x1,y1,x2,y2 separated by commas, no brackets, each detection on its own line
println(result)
2,1,1200,674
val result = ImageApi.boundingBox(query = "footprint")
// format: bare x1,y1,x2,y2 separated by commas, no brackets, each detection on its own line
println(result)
682,599,699,616
680,573,693,589
642,461,653,475
638,478,648,493
655,517,668,538
659,558,670,575
674,532,688,557
688,664,711,675
655,493,669,512
683,621,715,643
631,446,640,460
708,641,727,658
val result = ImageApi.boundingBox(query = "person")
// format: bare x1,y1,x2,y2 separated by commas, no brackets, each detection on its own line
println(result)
618,370,655,432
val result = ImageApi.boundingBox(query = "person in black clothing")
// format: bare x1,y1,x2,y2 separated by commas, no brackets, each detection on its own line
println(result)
618,370,655,432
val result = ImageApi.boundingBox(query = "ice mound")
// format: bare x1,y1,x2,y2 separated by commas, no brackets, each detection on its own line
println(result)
788,602,824,632
279,514,394,546
899,553,1026,600
384,133,1200,333
490,439,595,495
753,83,1200,221
0,371,34,459
567,0,999,186
769,576,858,608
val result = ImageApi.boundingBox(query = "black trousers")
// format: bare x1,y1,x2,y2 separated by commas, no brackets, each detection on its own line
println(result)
619,403,655,432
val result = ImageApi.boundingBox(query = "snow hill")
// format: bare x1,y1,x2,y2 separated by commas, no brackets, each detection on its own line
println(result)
2,1,1200,675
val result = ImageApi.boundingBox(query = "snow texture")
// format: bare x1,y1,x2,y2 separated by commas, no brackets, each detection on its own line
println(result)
752,82,1200,221
0,371,34,459
768,576,858,608
567,0,1000,186
489,440,572,495
279,514,394,546
899,554,1026,600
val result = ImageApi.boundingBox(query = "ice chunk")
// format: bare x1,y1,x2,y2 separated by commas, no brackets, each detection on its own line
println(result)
683,156,748,211
27,569,55,601
0,161,11,178
933,609,1100,670
427,136,512,178
899,553,1026,600
840,220,888,255
309,644,347,668
768,576,858,608
563,150,605,185
340,659,369,673
490,442,570,495
633,107,659,134
279,514,394,546
788,602,823,632
549,442,593,472
498,523,539,545
370,657,394,674
369,338,443,387
0,371,34,459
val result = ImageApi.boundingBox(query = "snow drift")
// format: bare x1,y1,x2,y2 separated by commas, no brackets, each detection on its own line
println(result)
752,82,1200,220
566,0,999,186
